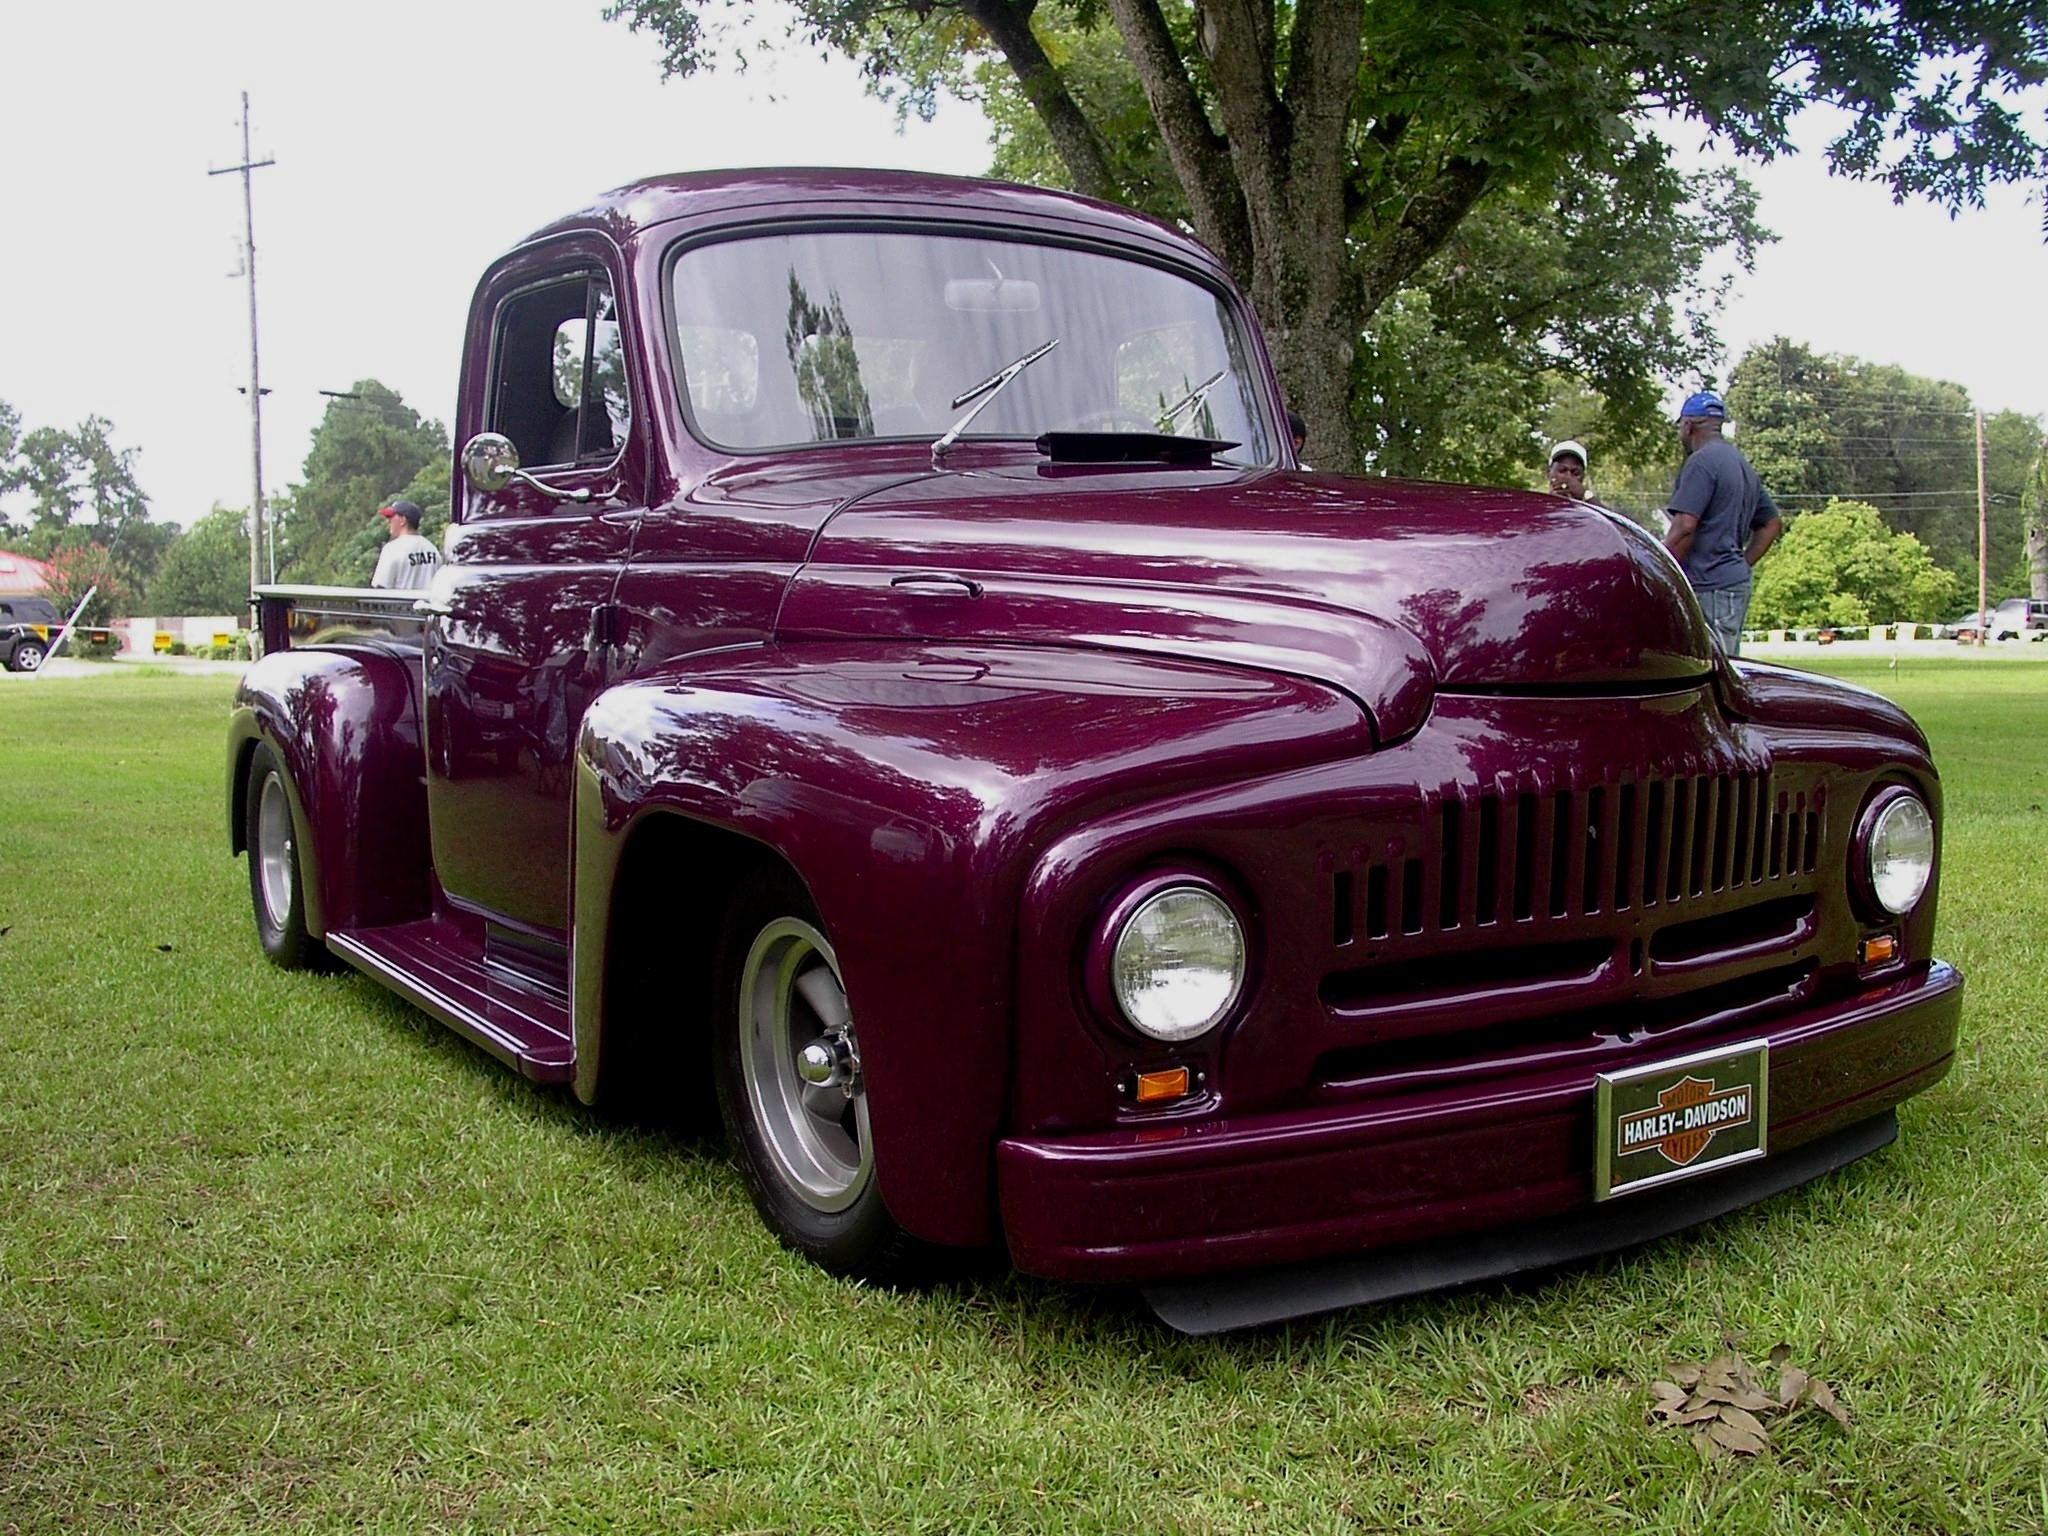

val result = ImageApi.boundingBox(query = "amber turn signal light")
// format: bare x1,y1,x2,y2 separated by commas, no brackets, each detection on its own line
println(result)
1859,933,1898,967
1133,1066,1191,1104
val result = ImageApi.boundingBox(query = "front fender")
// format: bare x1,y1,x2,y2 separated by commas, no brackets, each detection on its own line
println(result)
228,647,430,936
571,639,1370,1246
1720,658,1934,763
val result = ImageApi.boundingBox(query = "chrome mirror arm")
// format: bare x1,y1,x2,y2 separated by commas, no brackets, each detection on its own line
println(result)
460,430,592,503
506,468,591,504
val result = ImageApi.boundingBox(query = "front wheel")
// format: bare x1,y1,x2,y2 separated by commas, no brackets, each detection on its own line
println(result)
713,873,933,1281
245,743,328,970
10,640,46,672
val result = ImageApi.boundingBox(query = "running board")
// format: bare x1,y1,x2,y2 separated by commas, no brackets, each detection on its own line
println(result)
327,921,575,1083
1144,1111,1898,1335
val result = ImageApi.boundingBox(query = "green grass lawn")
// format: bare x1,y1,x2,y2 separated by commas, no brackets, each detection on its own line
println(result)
3,662,2045,1534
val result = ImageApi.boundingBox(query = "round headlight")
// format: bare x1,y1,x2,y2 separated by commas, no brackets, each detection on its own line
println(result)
1111,885,1246,1042
1865,792,1933,916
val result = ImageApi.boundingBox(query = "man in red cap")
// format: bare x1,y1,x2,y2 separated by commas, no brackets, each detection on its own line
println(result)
371,499,441,590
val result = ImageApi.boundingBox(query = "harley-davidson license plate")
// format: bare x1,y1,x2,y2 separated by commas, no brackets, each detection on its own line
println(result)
1595,1041,1769,1199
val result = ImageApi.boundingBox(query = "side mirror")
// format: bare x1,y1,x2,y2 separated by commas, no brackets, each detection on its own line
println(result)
462,432,520,494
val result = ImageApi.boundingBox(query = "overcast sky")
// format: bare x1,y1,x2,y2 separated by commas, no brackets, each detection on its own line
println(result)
4,0,2043,529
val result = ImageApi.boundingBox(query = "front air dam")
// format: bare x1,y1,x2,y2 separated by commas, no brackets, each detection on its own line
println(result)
1145,1110,1898,1334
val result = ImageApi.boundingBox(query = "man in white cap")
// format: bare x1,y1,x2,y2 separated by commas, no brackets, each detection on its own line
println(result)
371,499,441,591
1546,440,1595,502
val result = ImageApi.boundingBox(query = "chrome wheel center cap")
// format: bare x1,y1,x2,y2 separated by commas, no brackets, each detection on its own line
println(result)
796,1031,859,1096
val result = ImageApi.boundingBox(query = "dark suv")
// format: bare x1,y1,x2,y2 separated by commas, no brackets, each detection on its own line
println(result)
1,595,64,672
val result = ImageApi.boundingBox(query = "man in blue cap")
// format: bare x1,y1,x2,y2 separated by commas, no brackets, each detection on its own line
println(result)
1662,390,1781,655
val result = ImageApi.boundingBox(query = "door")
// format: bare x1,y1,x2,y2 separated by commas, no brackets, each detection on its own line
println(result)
425,254,642,932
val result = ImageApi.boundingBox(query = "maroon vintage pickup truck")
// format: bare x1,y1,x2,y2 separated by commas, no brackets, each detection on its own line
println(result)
228,169,1960,1331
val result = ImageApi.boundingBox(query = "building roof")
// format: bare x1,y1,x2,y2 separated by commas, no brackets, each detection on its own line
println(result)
0,550,53,594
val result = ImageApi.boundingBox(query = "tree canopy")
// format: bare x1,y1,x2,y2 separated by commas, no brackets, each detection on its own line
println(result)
0,398,169,605
35,543,132,628
1726,339,2043,596
609,0,2048,471
147,504,259,617
275,382,449,586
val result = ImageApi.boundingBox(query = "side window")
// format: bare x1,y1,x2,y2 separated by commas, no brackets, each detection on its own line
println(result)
490,270,631,470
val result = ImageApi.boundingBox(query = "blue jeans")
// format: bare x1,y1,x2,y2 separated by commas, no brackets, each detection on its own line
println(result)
1697,580,1751,656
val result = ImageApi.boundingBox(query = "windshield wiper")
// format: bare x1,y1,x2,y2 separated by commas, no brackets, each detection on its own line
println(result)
932,338,1059,458
1155,368,1226,434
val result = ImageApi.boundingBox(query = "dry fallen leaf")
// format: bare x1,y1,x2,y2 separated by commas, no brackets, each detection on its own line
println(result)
1646,1342,1850,1460
1708,1417,1768,1456
1806,1379,1852,1429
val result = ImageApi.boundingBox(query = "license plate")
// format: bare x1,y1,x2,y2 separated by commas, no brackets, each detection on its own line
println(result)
1595,1040,1769,1199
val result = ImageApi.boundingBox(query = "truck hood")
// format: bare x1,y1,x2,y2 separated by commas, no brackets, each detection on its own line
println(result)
774,461,1714,744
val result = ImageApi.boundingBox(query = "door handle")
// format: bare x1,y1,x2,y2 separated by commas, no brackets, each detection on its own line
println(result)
889,572,983,598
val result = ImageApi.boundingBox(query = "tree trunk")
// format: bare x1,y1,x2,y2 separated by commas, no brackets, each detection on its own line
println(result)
1261,295,1359,471
1004,1,1499,475
966,1,1121,202
2029,514,2047,600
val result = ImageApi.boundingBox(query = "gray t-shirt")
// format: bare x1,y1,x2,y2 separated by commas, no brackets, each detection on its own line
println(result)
372,533,441,590
1669,437,1779,591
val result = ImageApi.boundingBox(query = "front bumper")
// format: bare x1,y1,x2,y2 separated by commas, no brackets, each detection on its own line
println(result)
996,959,1961,1288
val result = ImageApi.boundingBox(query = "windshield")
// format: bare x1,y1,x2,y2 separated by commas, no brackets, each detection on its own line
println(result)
669,230,1275,462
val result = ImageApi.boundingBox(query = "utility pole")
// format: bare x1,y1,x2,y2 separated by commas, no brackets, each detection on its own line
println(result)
1976,409,1989,648
210,92,275,652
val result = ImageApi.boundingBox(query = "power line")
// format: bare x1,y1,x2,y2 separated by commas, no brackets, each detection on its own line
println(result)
1747,393,1988,416
1768,489,2015,500
1819,436,1990,446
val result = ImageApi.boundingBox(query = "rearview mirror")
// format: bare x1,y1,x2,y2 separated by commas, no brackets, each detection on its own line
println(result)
462,432,519,493
944,276,1041,313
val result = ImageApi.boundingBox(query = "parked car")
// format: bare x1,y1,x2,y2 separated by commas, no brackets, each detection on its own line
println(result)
1952,598,2048,642
227,170,1962,1332
0,595,118,670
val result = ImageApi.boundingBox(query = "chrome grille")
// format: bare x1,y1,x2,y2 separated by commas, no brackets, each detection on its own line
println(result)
1332,770,1822,946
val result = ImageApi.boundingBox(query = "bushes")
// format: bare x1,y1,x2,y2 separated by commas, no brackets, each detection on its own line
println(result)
61,631,121,661
1750,500,1960,631
150,635,252,661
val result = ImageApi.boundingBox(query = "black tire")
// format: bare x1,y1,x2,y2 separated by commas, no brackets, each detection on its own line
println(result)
244,743,329,970
712,868,937,1282
10,639,47,672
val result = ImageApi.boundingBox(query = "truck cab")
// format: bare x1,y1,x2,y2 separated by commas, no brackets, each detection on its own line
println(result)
229,170,1960,1331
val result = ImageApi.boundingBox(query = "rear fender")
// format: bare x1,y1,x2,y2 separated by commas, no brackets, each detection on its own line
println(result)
228,648,431,936
571,640,1370,1246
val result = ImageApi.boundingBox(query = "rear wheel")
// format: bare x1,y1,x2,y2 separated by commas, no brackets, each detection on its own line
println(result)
245,744,327,970
10,639,46,672
713,871,933,1281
